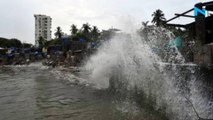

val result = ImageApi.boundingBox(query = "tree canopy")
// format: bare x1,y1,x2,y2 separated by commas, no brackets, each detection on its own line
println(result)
69,23,101,42
70,24,78,35
81,23,91,35
54,26,63,39
0,37,28,48
151,9,166,26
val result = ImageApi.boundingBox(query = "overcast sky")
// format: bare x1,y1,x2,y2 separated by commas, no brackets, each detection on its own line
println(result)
0,0,211,44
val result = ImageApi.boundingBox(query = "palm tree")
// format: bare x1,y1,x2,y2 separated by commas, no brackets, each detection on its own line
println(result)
151,9,166,26
141,21,149,41
38,36,46,48
70,24,78,35
81,23,91,34
142,21,149,28
91,26,100,41
54,26,63,39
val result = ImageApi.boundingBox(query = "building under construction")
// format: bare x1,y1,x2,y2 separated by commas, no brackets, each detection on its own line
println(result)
167,1,213,68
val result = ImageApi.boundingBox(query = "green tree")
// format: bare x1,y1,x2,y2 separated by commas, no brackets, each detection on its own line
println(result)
9,39,22,48
0,37,10,47
54,26,63,39
140,21,149,41
151,9,166,26
0,37,23,48
70,24,78,35
46,39,60,47
81,23,91,35
22,43,32,48
91,26,100,41
142,21,149,28
38,36,47,48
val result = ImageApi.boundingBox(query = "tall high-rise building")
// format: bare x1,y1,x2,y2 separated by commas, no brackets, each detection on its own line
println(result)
34,14,52,47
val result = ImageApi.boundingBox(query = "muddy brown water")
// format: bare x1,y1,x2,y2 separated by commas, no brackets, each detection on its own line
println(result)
0,65,164,120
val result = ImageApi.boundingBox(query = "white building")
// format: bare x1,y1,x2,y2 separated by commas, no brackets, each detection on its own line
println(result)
34,14,52,47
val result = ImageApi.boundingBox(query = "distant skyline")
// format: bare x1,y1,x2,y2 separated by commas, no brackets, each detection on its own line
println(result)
0,0,212,44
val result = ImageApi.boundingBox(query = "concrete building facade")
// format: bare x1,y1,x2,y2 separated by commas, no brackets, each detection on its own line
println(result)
34,14,52,47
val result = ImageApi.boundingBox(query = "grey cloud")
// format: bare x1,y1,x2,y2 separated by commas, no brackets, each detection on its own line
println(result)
0,0,212,44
